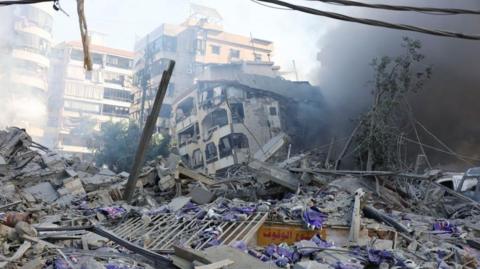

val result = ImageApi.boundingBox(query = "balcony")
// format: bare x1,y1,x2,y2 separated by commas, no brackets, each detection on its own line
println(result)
11,73,47,92
12,49,50,68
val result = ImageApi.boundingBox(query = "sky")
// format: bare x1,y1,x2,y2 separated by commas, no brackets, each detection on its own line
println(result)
52,0,343,81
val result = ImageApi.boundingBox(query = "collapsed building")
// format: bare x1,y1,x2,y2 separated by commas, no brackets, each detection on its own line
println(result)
171,62,327,175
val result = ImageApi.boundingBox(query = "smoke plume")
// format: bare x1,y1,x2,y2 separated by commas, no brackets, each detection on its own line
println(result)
310,0,480,169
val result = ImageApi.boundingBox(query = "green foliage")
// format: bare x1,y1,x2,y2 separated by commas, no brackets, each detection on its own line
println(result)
89,120,170,172
355,37,432,170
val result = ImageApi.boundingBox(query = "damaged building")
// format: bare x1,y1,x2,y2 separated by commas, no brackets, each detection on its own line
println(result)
171,62,327,175
131,4,275,132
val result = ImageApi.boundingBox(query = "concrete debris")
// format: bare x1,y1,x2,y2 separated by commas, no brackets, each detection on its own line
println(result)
0,127,479,268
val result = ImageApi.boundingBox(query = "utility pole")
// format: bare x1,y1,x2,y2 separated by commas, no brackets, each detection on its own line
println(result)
123,61,175,202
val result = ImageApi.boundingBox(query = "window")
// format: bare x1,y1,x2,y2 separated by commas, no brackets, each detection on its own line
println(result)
163,35,177,52
104,72,125,85
192,149,204,169
102,104,129,117
65,83,102,99
210,45,220,55
70,49,83,61
103,88,133,102
152,35,177,53
196,39,206,55
254,53,262,62
92,53,103,65
64,100,100,113
229,49,240,58
269,107,277,116
230,103,245,123
205,142,218,163
178,125,196,146
106,55,132,69
219,133,249,158
202,109,228,137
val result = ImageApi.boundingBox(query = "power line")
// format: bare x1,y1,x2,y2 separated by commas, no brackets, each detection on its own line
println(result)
255,0,480,40
308,0,480,15
250,0,291,10
0,0,53,5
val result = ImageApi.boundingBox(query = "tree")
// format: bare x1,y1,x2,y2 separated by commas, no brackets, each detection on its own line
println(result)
89,120,170,172
355,37,432,171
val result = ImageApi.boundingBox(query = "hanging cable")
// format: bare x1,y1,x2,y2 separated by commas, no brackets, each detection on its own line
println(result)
254,0,480,40
307,0,480,15
0,0,52,5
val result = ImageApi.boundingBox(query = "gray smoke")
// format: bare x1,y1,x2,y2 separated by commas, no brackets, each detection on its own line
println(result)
309,0,480,169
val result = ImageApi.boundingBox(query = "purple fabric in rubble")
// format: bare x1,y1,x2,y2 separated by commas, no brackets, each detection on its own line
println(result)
311,234,333,248
334,262,362,269
98,207,126,219
433,220,460,234
54,258,71,269
232,206,256,215
180,202,201,214
231,240,248,251
275,256,289,267
367,249,395,265
303,207,327,229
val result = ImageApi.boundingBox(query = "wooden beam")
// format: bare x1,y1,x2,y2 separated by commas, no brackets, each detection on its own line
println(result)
123,61,175,202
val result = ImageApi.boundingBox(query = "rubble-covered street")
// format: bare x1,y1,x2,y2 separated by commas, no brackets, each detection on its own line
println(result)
0,127,479,268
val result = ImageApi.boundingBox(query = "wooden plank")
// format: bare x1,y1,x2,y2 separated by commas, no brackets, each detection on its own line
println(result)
177,166,215,185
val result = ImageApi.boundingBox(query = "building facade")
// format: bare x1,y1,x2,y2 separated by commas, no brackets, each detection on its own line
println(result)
131,5,275,132
0,3,54,141
47,39,135,158
170,63,323,175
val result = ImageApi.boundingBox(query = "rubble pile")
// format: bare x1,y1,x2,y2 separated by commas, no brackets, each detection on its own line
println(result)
0,127,479,268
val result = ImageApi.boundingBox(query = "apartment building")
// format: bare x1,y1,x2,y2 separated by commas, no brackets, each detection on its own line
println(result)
170,63,322,175
131,4,275,132
0,3,54,141
47,37,135,158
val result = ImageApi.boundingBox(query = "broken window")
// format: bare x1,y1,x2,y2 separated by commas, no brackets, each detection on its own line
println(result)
181,154,190,166
205,142,218,163
210,45,220,55
202,109,228,137
176,97,195,122
219,133,249,158
178,125,196,146
226,87,245,100
230,103,245,123
192,149,204,169
269,107,277,116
